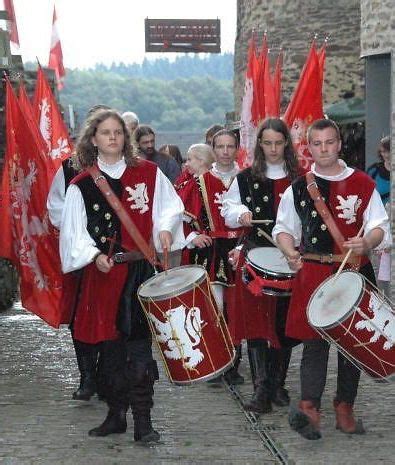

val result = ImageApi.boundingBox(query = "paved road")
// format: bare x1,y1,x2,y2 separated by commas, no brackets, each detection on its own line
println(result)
1,303,394,465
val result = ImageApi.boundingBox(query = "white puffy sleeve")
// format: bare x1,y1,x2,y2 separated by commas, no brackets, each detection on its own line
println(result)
59,184,100,273
152,169,185,252
221,177,250,228
272,185,302,246
363,189,391,250
47,166,66,229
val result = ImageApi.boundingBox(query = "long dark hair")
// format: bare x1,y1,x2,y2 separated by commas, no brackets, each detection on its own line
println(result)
251,118,298,181
74,109,138,169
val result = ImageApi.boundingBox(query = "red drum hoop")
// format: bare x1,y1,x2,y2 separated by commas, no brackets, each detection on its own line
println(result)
243,247,295,297
138,265,235,385
308,270,395,382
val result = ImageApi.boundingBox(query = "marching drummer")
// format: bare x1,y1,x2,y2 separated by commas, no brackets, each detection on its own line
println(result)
177,135,245,385
273,118,391,440
222,118,301,414
59,109,185,442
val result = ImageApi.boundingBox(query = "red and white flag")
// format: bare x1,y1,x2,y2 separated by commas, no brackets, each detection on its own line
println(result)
284,40,325,170
239,35,259,168
32,65,72,172
0,78,64,327
48,6,66,90
270,50,283,117
3,0,19,49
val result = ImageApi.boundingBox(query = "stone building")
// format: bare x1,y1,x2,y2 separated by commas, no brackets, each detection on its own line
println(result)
234,0,363,112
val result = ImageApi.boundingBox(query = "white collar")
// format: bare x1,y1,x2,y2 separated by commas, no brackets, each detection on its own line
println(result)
311,159,354,181
97,156,126,179
266,162,286,180
211,162,239,179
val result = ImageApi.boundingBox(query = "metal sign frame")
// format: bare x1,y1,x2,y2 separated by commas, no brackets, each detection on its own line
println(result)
145,18,221,53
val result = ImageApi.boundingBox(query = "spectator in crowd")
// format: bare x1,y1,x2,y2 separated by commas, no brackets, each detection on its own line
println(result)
135,125,181,183
159,144,184,170
205,124,224,146
121,111,140,137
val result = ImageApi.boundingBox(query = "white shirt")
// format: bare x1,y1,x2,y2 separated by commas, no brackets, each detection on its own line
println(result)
221,162,287,229
272,161,391,249
60,158,185,273
47,165,67,229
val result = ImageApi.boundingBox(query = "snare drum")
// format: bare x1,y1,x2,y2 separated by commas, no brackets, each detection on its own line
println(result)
308,270,395,381
138,265,235,385
243,247,295,297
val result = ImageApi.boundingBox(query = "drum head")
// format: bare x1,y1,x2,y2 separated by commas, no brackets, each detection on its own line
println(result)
247,247,295,277
308,271,364,329
138,265,206,300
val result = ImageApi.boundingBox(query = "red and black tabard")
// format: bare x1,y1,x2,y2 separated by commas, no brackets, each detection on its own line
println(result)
70,159,157,344
286,169,376,340
178,171,242,286
227,168,293,345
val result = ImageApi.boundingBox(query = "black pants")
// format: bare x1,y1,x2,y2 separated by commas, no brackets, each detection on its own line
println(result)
98,337,158,412
99,259,158,412
300,339,360,407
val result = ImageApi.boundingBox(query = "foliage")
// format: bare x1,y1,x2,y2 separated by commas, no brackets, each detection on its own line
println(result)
91,53,234,80
25,54,234,132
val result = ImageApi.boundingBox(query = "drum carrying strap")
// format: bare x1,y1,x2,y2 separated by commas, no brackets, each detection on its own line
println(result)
86,165,165,269
305,171,346,253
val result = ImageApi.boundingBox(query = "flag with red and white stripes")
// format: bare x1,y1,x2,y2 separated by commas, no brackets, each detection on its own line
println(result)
48,5,66,90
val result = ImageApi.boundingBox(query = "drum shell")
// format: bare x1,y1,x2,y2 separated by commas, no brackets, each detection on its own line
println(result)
244,247,295,297
138,266,235,385
308,272,395,381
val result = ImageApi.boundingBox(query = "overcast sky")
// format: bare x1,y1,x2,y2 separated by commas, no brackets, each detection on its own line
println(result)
3,0,237,68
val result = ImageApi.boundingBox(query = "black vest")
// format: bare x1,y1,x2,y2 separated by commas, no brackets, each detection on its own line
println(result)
237,168,275,248
76,173,122,255
292,176,333,254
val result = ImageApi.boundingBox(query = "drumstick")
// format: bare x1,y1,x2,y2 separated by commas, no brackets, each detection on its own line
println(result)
250,219,274,224
162,247,169,274
334,223,365,280
255,227,278,248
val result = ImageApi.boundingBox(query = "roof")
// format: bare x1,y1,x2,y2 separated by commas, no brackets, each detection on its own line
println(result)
324,97,365,124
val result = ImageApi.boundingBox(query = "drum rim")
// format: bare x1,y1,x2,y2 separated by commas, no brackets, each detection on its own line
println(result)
137,264,207,301
307,270,365,330
246,247,295,278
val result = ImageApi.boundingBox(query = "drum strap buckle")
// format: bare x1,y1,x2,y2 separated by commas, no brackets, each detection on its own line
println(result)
320,253,333,264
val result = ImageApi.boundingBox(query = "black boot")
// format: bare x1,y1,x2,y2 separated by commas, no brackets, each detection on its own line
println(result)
72,339,98,401
269,348,291,407
95,349,107,401
244,340,272,414
223,344,245,385
88,408,127,437
133,411,160,443
130,359,160,443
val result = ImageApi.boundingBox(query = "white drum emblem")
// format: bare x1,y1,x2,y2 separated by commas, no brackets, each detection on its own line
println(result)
355,292,395,350
149,305,205,369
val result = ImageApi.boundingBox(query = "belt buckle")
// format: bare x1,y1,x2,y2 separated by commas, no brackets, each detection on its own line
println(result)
320,254,333,264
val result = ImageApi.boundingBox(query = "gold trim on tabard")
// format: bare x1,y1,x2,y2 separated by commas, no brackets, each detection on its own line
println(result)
198,175,215,232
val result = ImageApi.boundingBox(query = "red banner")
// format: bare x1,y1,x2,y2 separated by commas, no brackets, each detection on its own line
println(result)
0,79,64,328
284,41,325,170
33,66,72,173
48,6,66,90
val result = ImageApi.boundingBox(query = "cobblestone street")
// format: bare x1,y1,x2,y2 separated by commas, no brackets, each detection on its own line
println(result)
1,303,394,465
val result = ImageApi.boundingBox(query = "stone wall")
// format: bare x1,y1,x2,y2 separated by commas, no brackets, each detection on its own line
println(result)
234,0,363,114
360,0,394,294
